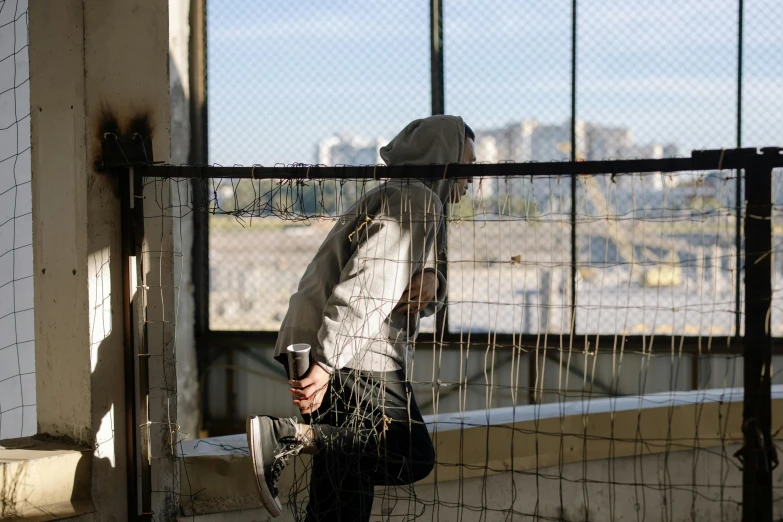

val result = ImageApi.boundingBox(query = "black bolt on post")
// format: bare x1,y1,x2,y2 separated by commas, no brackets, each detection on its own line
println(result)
742,148,778,522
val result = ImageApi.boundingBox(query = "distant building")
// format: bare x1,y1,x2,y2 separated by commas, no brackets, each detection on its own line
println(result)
315,121,679,195
316,134,387,165
473,119,674,164
530,120,588,161
474,134,499,163
585,124,632,160
476,120,538,162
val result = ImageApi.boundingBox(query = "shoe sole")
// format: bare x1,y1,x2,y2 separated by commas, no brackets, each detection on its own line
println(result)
246,416,283,517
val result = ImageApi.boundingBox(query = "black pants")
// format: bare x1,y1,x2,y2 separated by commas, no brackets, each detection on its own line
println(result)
302,368,435,522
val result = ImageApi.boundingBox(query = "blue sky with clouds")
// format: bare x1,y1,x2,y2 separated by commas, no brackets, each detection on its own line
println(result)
207,0,782,165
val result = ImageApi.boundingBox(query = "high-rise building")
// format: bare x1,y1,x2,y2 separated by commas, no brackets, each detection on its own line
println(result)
316,134,387,166
529,120,588,161
585,124,632,160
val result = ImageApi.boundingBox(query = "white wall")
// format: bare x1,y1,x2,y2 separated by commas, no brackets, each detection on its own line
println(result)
0,0,34,441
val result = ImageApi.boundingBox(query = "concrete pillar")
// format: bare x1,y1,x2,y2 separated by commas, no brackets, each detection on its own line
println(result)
169,0,201,444
30,0,170,518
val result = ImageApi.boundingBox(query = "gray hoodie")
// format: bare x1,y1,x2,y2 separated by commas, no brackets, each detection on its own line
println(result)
274,115,466,374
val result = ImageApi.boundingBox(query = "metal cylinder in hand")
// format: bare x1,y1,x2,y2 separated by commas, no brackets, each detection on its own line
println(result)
286,343,311,380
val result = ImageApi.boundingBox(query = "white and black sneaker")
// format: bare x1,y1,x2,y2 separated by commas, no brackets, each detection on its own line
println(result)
246,415,303,517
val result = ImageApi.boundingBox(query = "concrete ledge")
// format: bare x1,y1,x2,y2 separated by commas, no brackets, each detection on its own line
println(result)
428,386,778,483
179,441,781,522
178,436,303,516
178,387,783,518
0,437,94,520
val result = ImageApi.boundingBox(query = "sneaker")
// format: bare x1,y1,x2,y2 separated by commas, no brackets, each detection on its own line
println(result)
246,415,303,517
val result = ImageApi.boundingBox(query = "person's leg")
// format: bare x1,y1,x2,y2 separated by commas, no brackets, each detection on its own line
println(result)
305,441,374,522
248,368,434,519
358,369,435,487
309,369,435,485
248,368,378,520
304,369,374,522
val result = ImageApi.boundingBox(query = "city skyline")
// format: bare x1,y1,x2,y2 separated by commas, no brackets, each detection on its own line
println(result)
316,117,679,167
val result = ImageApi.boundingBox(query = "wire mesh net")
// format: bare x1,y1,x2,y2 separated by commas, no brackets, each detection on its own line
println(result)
0,0,32,441
206,0,430,167
178,0,783,518
205,1,783,337
206,0,433,333
147,160,781,519
137,175,190,518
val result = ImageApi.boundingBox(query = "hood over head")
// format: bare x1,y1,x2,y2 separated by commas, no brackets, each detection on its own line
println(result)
380,115,466,204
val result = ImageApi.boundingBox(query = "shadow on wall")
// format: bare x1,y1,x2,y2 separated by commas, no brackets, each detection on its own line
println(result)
86,217,128,514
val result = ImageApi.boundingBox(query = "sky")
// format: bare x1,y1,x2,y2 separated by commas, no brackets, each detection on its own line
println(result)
207,0,783,166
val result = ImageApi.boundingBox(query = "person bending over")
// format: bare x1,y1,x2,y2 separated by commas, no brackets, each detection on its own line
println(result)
247,115,476,521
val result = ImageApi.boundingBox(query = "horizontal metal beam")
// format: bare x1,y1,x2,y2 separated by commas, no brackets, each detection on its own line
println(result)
198,330,783,356
134,147,782,180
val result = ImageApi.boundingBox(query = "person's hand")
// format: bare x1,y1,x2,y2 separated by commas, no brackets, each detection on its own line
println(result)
394,270,439,315
289,364,331,414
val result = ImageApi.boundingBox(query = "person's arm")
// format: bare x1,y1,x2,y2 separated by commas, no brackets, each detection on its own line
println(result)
417,235,447,319
314,192,440,372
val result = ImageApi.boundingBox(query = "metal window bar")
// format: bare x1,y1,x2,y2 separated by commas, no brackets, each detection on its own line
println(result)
741,148,776,521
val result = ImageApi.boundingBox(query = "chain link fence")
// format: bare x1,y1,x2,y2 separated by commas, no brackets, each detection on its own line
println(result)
205,0,782,346
207,0,430,330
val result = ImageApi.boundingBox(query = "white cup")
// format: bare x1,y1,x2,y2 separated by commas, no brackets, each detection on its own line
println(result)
287,343,311,380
